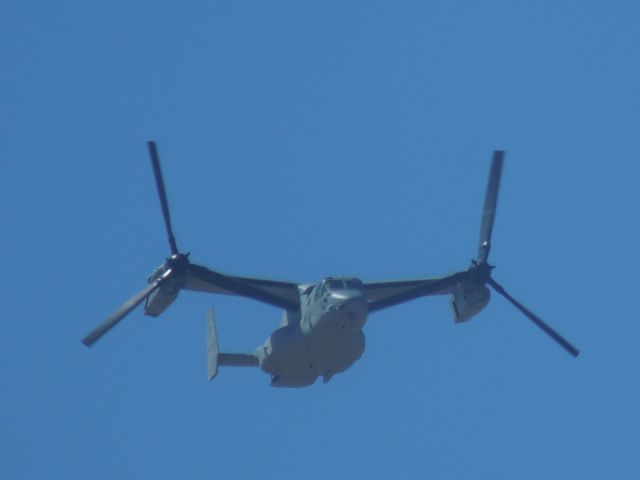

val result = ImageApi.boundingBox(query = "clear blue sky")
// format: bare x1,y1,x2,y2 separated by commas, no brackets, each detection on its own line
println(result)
2,1,639,478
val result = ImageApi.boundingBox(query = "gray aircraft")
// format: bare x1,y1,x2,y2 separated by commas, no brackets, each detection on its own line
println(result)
82,143,579,387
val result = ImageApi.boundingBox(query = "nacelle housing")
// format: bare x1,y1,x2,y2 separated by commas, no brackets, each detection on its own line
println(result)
450,282,490,323
144,266,182,317
144,283,180,317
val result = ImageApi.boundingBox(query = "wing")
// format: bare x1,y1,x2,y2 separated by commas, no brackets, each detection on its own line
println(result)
364,271,467,312
185,264,300,311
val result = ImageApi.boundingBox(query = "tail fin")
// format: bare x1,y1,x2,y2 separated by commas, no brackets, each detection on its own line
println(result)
207,308,220,381
206,308,260,382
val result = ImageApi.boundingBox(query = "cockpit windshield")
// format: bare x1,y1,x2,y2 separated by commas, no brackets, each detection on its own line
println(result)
344,279,362,290
326,279,345,291
325,278,362,291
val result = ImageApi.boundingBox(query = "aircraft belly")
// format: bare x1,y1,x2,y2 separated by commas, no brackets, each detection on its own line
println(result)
260,328,366,386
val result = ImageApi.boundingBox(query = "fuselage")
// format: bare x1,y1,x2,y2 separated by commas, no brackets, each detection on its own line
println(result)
256,278,368,387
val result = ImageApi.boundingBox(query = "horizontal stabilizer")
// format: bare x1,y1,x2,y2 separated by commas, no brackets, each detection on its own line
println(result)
219,354,259,367
207,309,260,382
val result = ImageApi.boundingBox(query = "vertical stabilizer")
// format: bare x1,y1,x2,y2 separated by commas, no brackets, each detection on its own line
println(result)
207,308,219,381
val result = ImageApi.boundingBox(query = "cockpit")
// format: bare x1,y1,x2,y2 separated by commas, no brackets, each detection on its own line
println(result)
318,278,363,297
308,278,365,303
325,278,363,291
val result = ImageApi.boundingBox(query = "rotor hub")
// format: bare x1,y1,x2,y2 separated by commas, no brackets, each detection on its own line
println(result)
167,253,190,276
468,260,494,285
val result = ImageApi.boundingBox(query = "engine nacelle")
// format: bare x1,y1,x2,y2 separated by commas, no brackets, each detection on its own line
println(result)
450,282,490,323
144,285,180,317
143,266,182,317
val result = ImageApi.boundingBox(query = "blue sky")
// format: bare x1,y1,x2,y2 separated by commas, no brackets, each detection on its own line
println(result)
2,1,639,478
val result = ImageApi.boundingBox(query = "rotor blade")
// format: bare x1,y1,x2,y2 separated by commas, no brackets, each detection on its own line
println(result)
478,151,504,263
82,270,171,347
487,277,579,357
148,141,179,255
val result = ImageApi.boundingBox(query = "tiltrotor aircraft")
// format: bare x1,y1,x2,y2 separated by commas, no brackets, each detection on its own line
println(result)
82,143,579,387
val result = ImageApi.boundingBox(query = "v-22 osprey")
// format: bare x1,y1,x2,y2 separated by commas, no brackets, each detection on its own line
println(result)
82,143,579,387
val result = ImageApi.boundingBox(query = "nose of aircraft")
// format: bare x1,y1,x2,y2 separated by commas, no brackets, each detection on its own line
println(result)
328,291,368,315
321,291,368,330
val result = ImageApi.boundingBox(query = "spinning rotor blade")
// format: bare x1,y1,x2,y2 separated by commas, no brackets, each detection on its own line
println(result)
83,143,191,348
487,277,579,357
478,151,504,264
148,141,179,255
82,269,173,347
